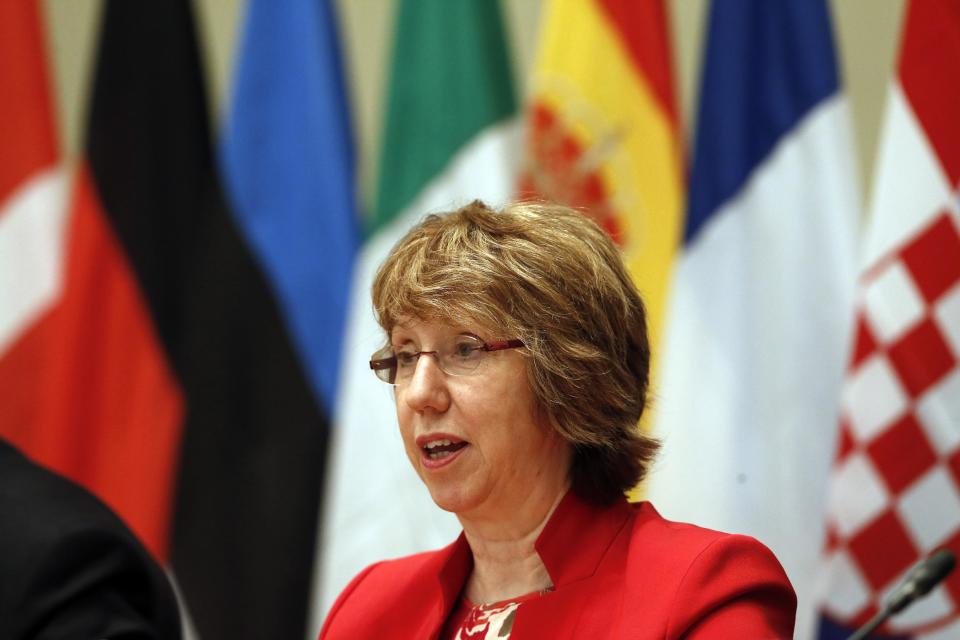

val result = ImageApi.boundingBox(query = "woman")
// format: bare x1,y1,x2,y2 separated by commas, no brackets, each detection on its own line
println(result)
320,201,795,639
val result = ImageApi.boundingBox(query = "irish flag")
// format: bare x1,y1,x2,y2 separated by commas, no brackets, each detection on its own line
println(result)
311,0,520,630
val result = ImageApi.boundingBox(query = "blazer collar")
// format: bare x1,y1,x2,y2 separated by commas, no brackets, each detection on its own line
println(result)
420,531,472,638
437,531,472,607
430,490,632,607
535,490,632,587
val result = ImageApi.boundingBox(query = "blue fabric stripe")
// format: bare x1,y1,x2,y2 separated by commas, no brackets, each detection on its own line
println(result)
220,0,358,410
685,0,840,244
817,614,910,640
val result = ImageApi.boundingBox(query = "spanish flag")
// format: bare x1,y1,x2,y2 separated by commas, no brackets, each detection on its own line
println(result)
520,0,684,403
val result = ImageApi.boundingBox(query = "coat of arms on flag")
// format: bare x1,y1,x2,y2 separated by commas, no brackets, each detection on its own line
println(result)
517,0,683,439
821,210,960,637
818,0,960,637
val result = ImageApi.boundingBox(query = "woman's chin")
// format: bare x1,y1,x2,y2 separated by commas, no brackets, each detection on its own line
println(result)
431,499,460,514
427,490,465,514
426,485,477,515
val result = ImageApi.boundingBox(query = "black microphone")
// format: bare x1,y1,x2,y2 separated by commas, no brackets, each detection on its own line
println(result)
847,549,956,640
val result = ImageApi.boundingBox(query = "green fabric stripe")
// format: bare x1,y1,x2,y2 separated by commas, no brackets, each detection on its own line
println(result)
371,0,516,235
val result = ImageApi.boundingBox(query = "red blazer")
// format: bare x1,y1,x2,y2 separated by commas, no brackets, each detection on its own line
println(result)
320,491,796,639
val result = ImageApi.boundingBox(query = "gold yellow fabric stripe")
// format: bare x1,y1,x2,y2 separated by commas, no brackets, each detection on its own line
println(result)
527,0,684,451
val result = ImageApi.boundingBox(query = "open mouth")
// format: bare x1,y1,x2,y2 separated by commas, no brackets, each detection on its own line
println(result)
422,438,469,460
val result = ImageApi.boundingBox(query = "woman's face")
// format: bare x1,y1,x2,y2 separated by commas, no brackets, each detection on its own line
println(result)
391,319,571,519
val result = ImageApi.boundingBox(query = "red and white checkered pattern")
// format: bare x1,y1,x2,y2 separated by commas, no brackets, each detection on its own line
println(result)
822,210,960,637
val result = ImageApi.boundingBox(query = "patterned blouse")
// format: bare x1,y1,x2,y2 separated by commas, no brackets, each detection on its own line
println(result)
442,590,547,640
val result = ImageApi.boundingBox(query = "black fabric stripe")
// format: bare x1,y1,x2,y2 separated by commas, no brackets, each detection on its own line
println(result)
85,3,328,639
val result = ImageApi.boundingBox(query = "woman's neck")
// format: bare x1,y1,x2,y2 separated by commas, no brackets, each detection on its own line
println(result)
458,482,568,605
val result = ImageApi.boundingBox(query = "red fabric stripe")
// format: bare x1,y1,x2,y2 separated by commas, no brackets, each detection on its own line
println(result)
595,0,679,127
518,103,624,244
899,0,960,186
0,166,184,562
0,2,58,204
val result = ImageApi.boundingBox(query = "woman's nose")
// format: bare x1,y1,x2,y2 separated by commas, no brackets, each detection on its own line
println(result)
402,353,451,413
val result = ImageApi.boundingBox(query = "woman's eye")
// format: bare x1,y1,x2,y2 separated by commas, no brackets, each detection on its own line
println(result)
452,340,480,359
396,350,419,367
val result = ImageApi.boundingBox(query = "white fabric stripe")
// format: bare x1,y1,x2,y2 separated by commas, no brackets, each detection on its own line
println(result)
815,78,959,640
647,94,859,640
0,166,70,358
864,82,955,267
308,118,520,638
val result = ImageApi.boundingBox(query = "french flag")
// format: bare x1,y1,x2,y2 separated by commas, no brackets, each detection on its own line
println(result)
646,1,860,637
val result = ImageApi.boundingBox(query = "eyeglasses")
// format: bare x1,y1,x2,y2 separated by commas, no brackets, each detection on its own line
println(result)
369,335,524,385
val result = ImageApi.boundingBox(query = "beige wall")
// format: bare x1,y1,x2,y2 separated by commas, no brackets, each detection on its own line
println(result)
42,0,906,210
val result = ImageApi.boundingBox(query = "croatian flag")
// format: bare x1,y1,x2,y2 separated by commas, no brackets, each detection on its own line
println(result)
646,1,860,637
817,0,960,637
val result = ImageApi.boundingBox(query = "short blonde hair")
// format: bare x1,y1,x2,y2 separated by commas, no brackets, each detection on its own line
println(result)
372,200,658,504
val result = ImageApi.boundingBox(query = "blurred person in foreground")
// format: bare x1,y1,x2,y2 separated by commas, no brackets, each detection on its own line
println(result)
320,201,796,639
0,437,182,639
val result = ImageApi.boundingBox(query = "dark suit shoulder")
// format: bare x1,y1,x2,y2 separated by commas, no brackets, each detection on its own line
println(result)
0,446,138,548
0,441,182,640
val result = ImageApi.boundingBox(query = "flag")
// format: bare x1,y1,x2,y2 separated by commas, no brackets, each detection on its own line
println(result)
0,1,182,564
220,0,358,414
817,0,960,637
4,2,332,639
645,2,860,637
216,1,359,637
519,0,684,414
311,0,519,630
0,0,65,359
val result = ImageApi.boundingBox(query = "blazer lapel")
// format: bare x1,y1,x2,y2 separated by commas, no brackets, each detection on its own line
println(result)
510,492,633,639
414,532,472,639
